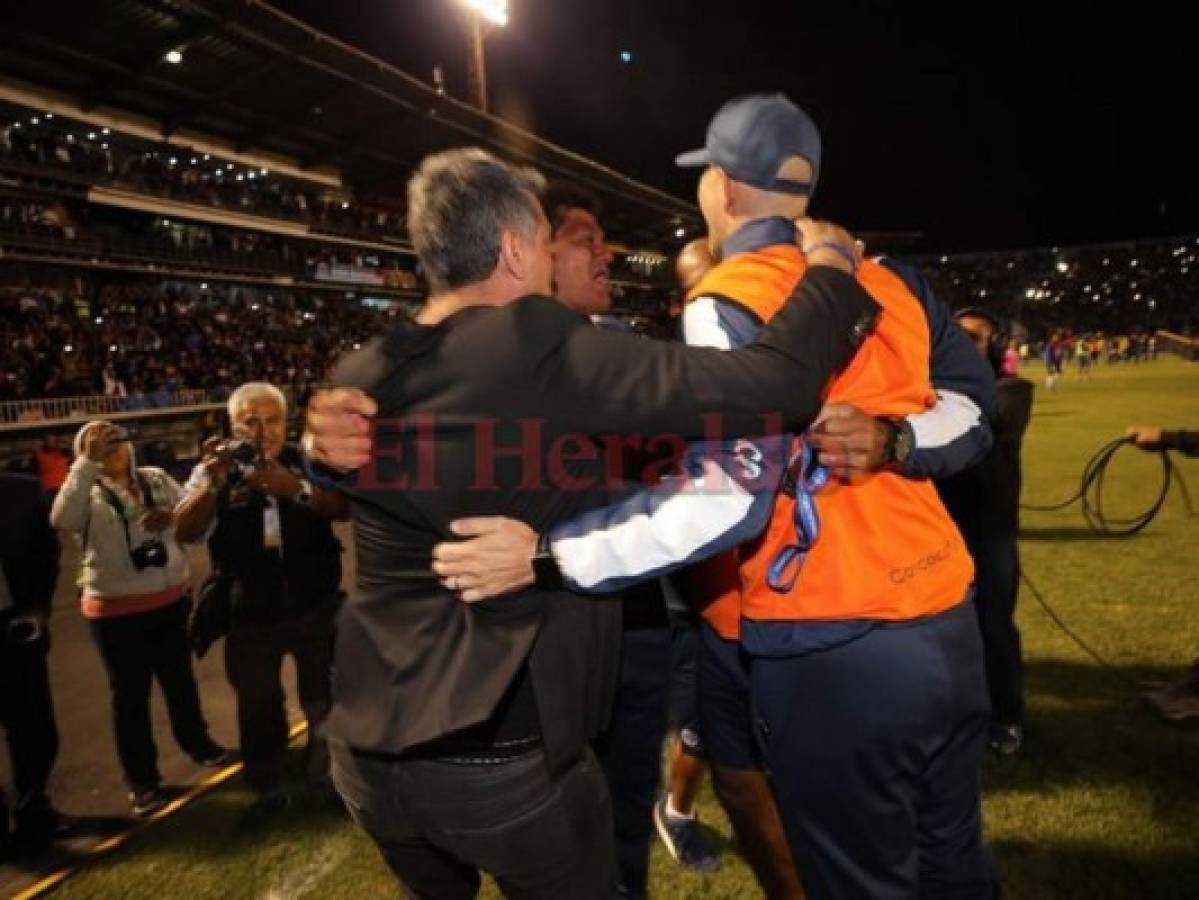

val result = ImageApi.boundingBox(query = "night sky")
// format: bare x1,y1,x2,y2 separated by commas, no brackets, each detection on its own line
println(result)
273,0,1193,254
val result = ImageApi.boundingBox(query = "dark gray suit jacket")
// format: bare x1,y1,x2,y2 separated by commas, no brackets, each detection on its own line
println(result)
325,267,879,773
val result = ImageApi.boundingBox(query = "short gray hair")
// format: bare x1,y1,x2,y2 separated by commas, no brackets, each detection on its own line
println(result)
407,148,546,294
227,381,287,420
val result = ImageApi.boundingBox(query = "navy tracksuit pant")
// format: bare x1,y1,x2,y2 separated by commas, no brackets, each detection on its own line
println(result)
703,597,996,899
754,598,994,899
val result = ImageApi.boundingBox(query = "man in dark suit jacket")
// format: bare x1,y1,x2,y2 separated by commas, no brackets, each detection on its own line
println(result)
0,472,64,852
308,147,878,899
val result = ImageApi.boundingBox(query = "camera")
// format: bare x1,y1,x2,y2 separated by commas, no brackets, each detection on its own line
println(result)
223,439,263,485
130,539,169,571
6,616,44,646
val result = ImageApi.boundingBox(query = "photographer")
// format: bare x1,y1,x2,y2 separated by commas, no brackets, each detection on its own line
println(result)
175,383,347,811
1,473,65,852
49,420,232,817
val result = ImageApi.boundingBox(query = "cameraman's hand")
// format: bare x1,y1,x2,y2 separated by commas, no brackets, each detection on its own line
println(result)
82,422,120,463
245,458,302,500
199,436,234,489
139,509,174,533
304,388,376,472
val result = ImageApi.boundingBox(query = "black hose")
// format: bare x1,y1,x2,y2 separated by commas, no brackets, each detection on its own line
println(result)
1021,437,1192,536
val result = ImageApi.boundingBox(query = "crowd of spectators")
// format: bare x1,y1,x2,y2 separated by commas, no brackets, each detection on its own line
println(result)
914,234,1198,337
0,194,418,289
1,111,405,242
0,281,407,417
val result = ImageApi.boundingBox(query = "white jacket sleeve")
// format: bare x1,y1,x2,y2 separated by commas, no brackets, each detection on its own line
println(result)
549,295,787,593
49,457,102,533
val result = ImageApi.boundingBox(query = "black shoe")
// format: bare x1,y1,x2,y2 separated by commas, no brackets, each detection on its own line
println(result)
128,787,168,818
190,741,237,768
988,722,1023,756
13,804,76,844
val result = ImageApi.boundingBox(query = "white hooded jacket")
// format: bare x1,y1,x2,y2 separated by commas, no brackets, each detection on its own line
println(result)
49,443,189,611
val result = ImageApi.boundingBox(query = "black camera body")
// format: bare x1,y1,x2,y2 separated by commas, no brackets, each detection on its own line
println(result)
224,439,263,484
130,539,169,571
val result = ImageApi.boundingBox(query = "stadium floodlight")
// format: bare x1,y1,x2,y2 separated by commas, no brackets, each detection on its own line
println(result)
460,0,508,27
164,48,183,64
456,0,507,112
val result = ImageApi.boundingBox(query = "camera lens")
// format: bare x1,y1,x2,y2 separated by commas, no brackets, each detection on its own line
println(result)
7,618,42,644
131,540,169,570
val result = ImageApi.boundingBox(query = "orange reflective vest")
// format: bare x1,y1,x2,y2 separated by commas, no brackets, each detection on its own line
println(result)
687,245,973,639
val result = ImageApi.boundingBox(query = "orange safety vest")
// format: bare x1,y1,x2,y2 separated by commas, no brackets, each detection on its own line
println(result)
686,245,973,639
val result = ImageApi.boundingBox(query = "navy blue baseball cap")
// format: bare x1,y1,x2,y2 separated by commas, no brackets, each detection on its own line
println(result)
676,93,821,196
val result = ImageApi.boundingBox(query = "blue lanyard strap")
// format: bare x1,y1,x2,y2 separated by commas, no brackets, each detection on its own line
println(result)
766,441,829,593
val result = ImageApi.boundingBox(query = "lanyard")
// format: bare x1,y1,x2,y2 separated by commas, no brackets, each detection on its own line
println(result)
766,440,829,593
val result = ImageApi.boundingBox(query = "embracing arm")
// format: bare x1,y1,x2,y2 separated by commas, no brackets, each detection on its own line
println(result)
535,266,878,440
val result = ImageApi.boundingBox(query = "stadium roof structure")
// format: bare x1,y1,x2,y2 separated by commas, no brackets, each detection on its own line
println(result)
0,0,703,249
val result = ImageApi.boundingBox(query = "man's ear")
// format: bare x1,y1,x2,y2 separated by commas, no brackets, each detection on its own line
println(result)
717,169,738,217
498,227,529,281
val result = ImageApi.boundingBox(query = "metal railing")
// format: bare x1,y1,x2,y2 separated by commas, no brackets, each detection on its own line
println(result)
0,389,212,424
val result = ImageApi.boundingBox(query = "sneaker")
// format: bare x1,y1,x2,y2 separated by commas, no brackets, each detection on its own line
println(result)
1146,683,1199,721
128,787,168,818
653,796,721,874
988,723,1023,756
190,741,237,768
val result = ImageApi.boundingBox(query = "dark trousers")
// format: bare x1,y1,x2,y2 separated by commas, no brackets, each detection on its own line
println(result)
0,625,59,829
593,626,672,897
753,599,994,900
968,535,1024,725
88,598,211,790
331,745,616,900
224,601,334,793
666,611,704,756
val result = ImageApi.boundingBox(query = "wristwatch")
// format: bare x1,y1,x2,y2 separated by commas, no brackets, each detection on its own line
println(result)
531,531,564,591
878,418,915,470
292,478,315,506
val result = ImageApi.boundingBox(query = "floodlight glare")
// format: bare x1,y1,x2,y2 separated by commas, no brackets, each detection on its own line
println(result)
460,0,508,27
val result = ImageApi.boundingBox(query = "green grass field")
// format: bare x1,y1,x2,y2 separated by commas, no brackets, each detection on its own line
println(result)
47,358,1199,900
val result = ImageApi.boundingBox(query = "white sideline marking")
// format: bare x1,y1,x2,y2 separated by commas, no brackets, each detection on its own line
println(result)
261,834,351,900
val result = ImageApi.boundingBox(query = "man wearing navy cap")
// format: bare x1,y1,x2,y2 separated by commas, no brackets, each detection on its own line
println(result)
432,95,997,899
675,93,823,197
670,93,996,900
